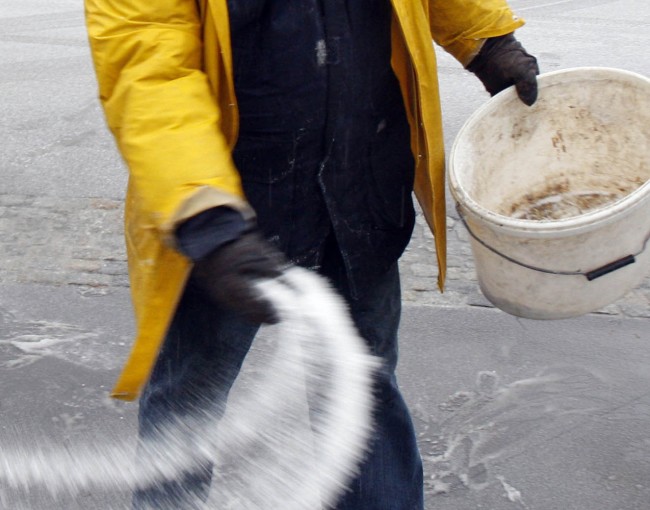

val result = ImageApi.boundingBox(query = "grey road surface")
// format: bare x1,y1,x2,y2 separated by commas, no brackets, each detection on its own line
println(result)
1,1,649,509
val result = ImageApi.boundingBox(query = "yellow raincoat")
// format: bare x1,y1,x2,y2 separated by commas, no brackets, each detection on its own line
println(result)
84,0,524,400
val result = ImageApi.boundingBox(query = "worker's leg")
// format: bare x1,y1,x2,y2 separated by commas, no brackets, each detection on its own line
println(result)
131,279,259,510
320,247,423,510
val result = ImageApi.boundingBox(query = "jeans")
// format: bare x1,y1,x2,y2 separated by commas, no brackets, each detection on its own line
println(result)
132,245,423,510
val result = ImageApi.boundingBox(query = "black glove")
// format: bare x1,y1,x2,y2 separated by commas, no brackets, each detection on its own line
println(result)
466,33,540,106
190,231,287,324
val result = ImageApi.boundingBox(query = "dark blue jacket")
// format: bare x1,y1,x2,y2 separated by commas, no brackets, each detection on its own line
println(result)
178,0,415,297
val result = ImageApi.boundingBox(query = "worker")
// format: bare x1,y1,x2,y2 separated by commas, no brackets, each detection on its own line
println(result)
84,1,538,508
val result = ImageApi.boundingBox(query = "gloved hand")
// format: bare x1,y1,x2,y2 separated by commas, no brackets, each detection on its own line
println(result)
191,230,287,324
466,33,540,106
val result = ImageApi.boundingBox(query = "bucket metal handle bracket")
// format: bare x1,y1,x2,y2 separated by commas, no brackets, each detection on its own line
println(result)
455,203,649,281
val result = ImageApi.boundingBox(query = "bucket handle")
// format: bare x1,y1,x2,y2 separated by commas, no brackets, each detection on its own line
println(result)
455,203,649,281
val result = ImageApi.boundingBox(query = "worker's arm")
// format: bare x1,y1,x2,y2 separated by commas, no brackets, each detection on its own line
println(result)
427,0,539,105
84,0,253,243
85,0,284,323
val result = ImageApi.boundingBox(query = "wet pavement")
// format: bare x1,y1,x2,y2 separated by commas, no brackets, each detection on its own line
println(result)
2,284,649,509
1,0,649,508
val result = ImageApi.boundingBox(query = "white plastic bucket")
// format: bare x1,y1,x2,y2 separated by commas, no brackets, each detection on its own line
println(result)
449,67,650,319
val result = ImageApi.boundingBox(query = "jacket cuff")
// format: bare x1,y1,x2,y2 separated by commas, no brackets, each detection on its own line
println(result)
443,20,525,67
162,185,256,248
461,39,487,68
175,206,252,261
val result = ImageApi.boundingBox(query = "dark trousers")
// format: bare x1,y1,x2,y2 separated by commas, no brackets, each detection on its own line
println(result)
132,240,423,510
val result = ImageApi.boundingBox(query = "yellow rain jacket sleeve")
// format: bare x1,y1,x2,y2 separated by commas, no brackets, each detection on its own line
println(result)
85,0,252,400
85,0,525,401
427,1,524,65
84,0,250,233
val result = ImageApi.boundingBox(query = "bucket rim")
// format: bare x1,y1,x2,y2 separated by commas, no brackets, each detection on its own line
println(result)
448,66,650,236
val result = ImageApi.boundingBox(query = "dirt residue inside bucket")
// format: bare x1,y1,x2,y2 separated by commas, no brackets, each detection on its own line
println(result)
506,177,645,221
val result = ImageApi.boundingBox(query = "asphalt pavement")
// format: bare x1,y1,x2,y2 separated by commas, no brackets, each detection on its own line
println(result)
1,1,649,509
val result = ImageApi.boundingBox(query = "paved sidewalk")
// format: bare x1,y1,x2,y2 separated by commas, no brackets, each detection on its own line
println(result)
3,190,648,317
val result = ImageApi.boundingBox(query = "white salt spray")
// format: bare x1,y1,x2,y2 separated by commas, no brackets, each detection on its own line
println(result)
0,267,378,509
